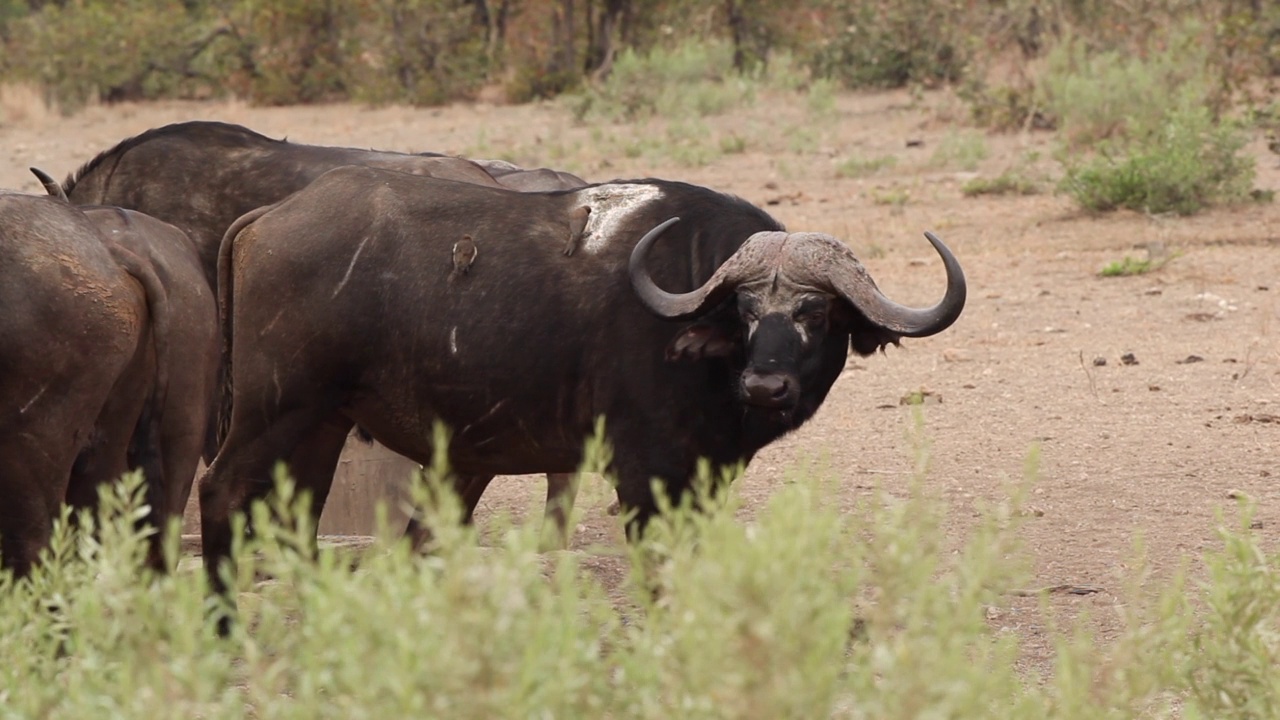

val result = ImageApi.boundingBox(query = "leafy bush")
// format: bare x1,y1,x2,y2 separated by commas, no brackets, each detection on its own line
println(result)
1059,103,1258,215
8,422,1280,717
569,41,758,123
836,153,897,179
806,0,972,89
1038,25,1219,149
1099,256,1162,277
3,0,217,110
962,170,1040,197
929,129,990,171
345,0,491,107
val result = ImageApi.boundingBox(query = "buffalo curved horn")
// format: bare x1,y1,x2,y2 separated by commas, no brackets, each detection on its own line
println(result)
825,230,966,337
629,218,783,320
30,167,68,202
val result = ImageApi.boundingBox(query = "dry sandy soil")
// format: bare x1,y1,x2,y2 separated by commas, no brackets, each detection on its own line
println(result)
2,86,1278,675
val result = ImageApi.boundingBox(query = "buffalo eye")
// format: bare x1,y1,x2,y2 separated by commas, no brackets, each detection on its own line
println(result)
793,306,827,326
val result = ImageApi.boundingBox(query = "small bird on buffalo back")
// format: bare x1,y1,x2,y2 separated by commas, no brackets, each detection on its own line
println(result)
564,205,591,256
451,234,477,281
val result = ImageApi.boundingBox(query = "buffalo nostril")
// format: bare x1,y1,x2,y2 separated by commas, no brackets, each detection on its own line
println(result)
742,373,792,407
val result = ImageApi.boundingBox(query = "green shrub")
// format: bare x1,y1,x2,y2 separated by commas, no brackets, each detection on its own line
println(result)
1059,103,1258,215
962,170,1039,197
836,153,897,178
4,0,216,110
224,0,359,105
570,41,757,123
1038,25,1217,149
9,421,1280,717
806,0,971,89
930,129,989,171
1186,501,1280,717
346,0,491,107
957,76,1050,132
1099,256,1158,277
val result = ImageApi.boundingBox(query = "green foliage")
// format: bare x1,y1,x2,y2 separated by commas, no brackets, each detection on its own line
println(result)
1099,256,1158,277
804,76,838,116
1038,25,1218,149
6,430,1280,716
4,0,216,110
806,0,972,89
569,41,757,123
719,132,748,154
1059,103,1259,216
930,129,990,171
0,0,491,110
957,76,1048,132
228,0,358,105
344,0,491,107
1187,500,1280,717
835,153,897,179
871,185,911,207
962,170,1040,197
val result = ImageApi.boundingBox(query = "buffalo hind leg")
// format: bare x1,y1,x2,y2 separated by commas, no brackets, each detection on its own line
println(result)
541,472,580,550
404,473,495,552
283,413,353,557
199,405,332,626
0,477,58,580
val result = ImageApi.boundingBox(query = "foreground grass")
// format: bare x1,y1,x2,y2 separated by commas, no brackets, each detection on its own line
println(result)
2,440,1278,717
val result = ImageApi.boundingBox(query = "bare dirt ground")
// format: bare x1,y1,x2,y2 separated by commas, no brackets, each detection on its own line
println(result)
2,87,1278,676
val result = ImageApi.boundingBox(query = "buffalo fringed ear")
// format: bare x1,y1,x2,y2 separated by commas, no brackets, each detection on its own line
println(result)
829,300,903,356
30,167,68,202
629,219,787,321
801,230,966,339
665,322,741,362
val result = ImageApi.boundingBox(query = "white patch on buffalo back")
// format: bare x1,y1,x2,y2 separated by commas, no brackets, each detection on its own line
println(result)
19,384,47,414
449,326,458,355
576,184,664,255
332,235,370,298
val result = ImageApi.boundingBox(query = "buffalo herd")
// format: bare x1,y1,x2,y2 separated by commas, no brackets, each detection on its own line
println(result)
0,120,966,620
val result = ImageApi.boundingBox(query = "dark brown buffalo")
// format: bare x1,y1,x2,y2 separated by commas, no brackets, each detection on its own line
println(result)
57,120,585,541
469,158,588,193
1,188,217,577
199,168,966,622
57,120,585,289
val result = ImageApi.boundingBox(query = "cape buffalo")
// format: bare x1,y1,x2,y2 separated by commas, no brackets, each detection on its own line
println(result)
57,120,585,288
57,119,585,541
199,167,966,613
0,189,218,576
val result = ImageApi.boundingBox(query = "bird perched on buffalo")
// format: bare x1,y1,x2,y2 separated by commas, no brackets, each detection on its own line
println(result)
451,234,478,280
564,205,591,256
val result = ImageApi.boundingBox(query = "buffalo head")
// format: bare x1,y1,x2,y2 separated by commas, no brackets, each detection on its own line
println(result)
629,217,966,412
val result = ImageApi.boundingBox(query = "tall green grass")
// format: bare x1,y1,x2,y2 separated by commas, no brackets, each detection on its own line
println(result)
3,420,1280,717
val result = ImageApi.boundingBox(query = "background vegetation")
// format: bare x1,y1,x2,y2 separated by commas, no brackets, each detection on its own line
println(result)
5,426,1280,717
3,0,1275,215
1,0,1276,111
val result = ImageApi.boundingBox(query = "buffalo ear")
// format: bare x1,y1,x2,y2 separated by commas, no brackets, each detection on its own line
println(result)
666,322,740,362
834,301,903,356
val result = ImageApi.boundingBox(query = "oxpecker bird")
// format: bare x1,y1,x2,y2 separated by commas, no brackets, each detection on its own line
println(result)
564,205,591,256
451,234,478,280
